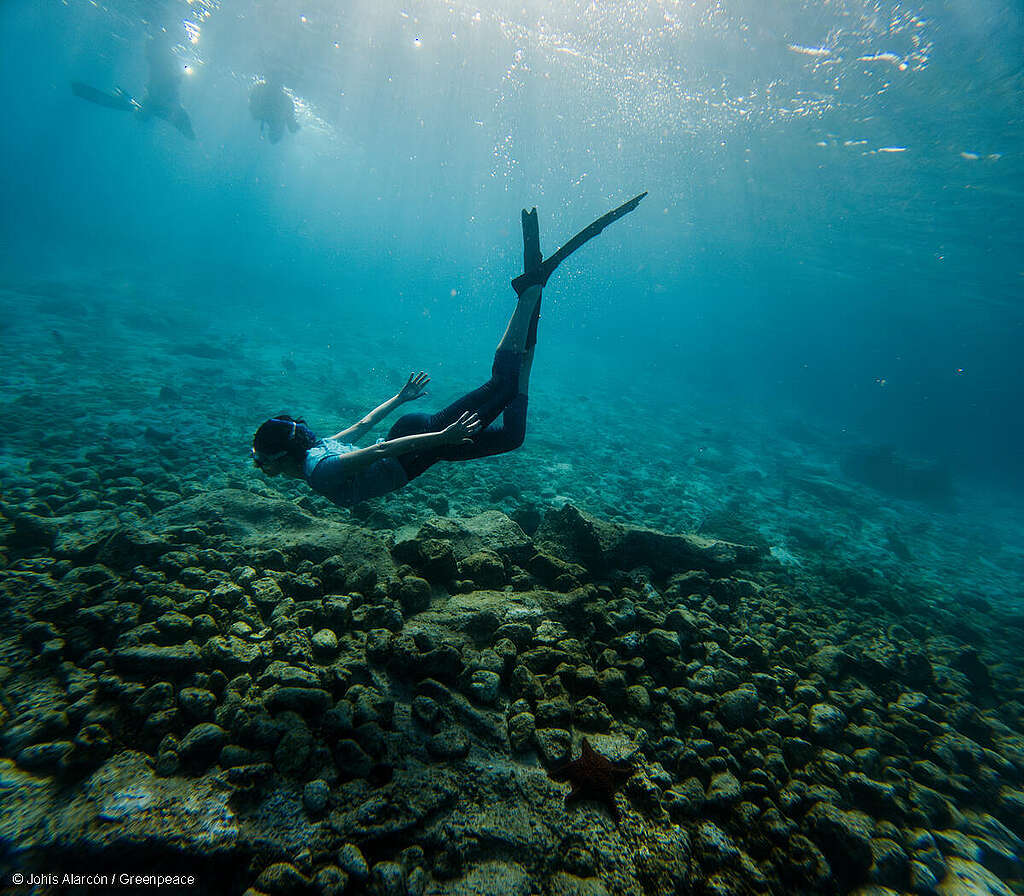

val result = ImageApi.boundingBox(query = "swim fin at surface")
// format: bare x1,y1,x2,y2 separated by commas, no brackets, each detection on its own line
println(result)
511,191,647,295
71,82,137,112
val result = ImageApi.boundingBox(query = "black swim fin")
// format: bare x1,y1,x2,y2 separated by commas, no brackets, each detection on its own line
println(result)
71,81,136,112
521,207,542,274
169,106,196,140
512,191,647,295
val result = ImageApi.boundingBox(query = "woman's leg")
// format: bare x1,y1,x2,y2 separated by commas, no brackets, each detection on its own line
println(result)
388,283,543,480
391,196,646,486
388,348,524,479
393,393,529,481
494,284,542,358
388,347,519,436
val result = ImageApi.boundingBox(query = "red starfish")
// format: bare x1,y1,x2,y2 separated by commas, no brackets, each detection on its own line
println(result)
549,737,636,823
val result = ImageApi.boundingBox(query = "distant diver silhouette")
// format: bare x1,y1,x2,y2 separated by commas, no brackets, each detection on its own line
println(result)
249,74,299,143
252,192,648,508
71,37,195,140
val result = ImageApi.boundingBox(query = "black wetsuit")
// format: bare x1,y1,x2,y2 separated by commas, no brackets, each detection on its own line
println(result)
294,193,645,507
386,348,528,481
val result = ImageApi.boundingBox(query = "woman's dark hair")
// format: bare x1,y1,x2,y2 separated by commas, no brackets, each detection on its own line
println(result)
253,414,317,463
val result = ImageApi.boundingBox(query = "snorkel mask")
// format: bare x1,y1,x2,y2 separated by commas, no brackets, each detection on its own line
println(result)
252,417,302,470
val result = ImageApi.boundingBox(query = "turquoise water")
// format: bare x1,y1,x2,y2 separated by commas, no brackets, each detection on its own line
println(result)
1,2,1023,894
3,1,1022,488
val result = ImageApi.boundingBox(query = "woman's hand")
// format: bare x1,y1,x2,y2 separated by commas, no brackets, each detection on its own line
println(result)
441,411,481,445
398,371,430,403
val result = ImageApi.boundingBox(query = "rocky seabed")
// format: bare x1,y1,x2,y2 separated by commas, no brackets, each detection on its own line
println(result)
1,488,1023,896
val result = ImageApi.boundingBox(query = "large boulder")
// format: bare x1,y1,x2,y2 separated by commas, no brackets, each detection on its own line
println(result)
393,511,532,568
151,489,396,575
0,760,56,860
2,751,327,869
535,503,765,576
5,751,237,857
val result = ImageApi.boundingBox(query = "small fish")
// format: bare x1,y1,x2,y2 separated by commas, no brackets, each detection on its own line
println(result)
788,44,831,57
858,52,902,65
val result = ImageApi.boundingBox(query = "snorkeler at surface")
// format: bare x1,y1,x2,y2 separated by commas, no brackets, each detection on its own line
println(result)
249,74,300,143
251,193,647,508
71,36,195,140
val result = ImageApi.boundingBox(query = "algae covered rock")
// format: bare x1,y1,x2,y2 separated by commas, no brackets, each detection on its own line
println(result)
111,643,203,676
718,686,760,729
255,862,311,894
536,503,765,576
938,856,1016,896
0,759,59,859
459,549,507,589
337,842,370,880
445,861,533,896
645,628,681,661
311,628,339,658
393,511,532,574
25,751,237,856
572,696,613,732
426,726,471,759
303,779,330,814
202,635,265,674
152,488,396,574
178,722,228,766
809,703,848,743
706,771,742,807
508,712,536,752
391,575,432,614
805,802,874,876
547,872,611,896
467,669,502,705
696,820,741,867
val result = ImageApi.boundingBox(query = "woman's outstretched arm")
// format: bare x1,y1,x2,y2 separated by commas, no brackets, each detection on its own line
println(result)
331,371,430,442
322,412,481,476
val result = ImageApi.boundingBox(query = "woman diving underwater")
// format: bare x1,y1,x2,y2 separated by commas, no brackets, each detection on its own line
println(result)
251,193,646,507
